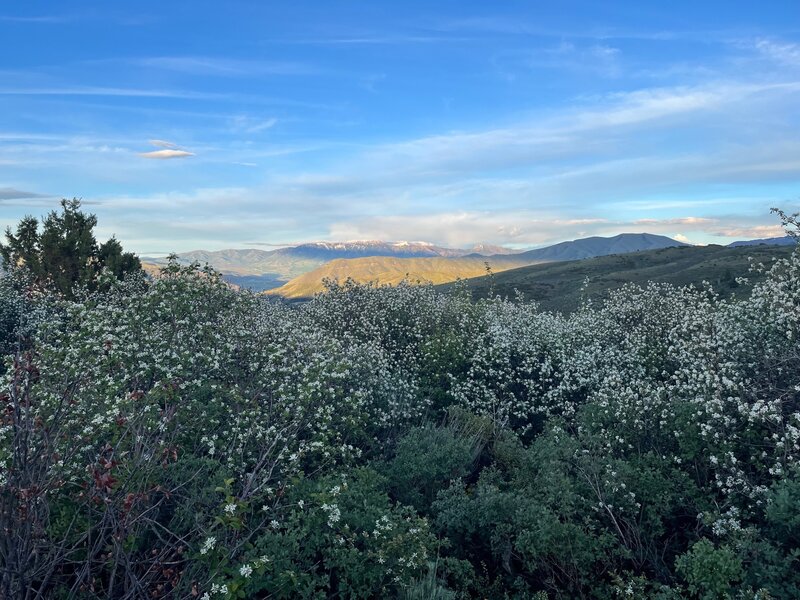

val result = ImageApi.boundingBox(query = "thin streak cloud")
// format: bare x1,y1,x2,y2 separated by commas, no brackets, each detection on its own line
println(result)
0,86,231,100
148,139,181,149
136,56,319,76
0,187,48,200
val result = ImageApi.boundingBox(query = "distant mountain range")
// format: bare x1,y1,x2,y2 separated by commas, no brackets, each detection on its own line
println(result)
141,241,500,289
266,233,690,298
141,233,794,294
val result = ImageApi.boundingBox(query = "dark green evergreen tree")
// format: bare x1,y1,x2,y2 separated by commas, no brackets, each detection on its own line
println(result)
0,198,141,297
98,236,141,280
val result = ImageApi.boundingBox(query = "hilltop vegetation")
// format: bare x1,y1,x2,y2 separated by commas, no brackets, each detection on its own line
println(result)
1,206,799,598
442,243,797,312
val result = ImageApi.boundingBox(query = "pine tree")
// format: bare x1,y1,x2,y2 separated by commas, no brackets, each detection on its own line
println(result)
0,198,141,297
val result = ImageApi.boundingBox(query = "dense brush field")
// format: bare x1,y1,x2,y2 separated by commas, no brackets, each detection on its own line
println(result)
1,240,799,598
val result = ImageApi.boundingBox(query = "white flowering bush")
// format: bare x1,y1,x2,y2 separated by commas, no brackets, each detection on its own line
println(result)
1,217,798,598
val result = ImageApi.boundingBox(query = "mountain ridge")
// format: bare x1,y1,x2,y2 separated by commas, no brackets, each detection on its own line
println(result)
727,235,796,247
141,240,517,290
142,233,790,293
510,232,689,261
266,232,690,299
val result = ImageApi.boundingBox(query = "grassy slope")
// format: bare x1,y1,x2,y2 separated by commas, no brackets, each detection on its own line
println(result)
265,255,536,298
438,244,796,313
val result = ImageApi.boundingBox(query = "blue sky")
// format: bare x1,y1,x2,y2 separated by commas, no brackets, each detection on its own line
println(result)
1,0,799,253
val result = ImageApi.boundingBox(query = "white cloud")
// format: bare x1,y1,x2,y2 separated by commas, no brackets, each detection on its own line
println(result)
139,149,194,159
78,180,792,254
326,210,789,248
633,217,714,227
138,140,194,159
712,224,787,239
328,211,686,247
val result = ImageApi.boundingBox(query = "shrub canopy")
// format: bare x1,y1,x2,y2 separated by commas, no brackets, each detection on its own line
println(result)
0,220,798,598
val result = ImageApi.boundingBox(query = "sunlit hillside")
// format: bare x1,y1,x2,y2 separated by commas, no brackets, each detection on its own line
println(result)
265,255,533,297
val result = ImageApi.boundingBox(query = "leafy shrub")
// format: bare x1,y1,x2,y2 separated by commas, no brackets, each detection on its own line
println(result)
676,539,742,599
384,410,488,513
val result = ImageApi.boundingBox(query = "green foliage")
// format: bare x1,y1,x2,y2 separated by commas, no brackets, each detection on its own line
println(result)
211,469,436,599
0,198,141,297
676,539,742,599
384,412,487,513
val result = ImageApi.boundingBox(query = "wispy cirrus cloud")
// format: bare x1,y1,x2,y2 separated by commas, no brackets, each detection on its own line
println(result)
147,139,181,149
281,34,473,45
494,42,624,80
369,82,760,171
229,116,278,134
0,86,231,100
136,56,318,76
753,38,800,66
437,16,736,44
0,14,66,23
268,79,800,206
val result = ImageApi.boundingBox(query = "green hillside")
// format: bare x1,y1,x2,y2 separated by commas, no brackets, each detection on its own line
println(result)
440,243,796,312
